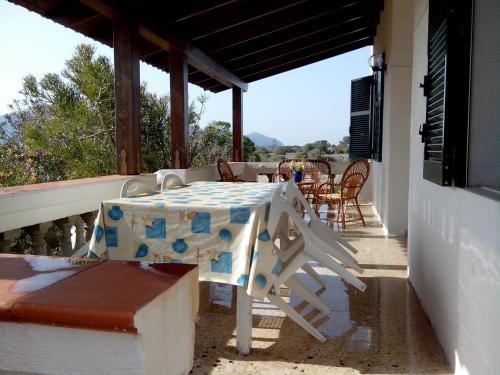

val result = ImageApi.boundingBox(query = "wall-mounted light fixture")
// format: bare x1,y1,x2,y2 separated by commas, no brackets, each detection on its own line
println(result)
369,53,386,71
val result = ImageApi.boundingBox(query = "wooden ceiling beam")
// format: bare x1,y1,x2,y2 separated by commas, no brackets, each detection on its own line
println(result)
78,0,248,91
210,12,371,61
241,38,374,81
230,28,375,73
192,28,373,85
188,17,372,83
195,0,371,52
206,37,373,92
139,43,164,59
71,13,104,27
176,0,306,41
234,34,373,77
136,1,237,25
43,1,96,25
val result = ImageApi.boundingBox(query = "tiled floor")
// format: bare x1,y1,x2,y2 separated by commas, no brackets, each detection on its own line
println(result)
192,206,451,374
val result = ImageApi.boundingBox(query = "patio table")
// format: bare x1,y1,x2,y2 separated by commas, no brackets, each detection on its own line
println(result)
88,181,284,354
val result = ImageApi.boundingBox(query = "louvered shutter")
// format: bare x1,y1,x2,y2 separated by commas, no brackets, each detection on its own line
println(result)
371,70,384,162
421,0,472,186
349,76,372,160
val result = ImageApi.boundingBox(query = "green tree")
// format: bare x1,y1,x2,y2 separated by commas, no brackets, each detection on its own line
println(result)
331,136,349,154
189,120,232,167
0,44,208,187
243,136,260,162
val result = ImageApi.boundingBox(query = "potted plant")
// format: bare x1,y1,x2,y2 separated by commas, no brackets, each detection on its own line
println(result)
290,160,305,182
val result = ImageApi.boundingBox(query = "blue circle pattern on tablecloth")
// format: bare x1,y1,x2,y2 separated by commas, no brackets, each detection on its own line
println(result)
257,229,270,241
135,243,149,258
94,225,104,242
172,239,188,253
219,228,232,241
108,206,123,220
255,274,267,289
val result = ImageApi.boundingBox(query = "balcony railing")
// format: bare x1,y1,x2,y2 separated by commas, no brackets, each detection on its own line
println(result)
0,161,372,256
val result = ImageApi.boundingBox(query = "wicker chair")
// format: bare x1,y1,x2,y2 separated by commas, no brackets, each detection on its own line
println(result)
217,158,241,182
314,159,370,229
277,159,334,200
277,159,331,181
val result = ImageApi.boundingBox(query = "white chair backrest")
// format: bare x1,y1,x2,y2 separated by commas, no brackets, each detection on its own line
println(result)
120,178,155,198
283,182,359,255
268,182,361,272
268,191,365,291
161,174,184,190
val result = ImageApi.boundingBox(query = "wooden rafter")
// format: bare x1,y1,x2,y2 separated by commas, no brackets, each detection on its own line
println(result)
207,38,373,92
9,0,383,93
194,1,371,52
194,29,373,86
78,0,248,91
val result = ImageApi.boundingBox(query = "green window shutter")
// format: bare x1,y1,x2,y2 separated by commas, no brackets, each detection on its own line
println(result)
421,0,472,186
371,70,384,162
349,75,373,160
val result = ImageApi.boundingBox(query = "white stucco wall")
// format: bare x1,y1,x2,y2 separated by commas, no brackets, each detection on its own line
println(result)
408,1,500,373
371,0,414,236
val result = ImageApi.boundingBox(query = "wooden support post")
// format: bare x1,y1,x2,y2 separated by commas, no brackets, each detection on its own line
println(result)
169,47,189,169
114,14,141,175
232,87,243,162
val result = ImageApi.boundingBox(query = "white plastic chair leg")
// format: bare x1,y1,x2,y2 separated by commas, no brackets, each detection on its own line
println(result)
274,252,309,287
301,262,327,288
267,293,326,343
303,243,366,291
307,233,364,274
284,274,329,314
270,192,361,271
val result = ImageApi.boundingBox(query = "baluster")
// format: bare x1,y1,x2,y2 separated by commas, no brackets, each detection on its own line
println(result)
81,211,98,242
0,229,21,253
25,223,52,255
55,218,74,257
71,216,86,251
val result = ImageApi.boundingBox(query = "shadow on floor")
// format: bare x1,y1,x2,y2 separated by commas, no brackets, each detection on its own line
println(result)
192,272,451,374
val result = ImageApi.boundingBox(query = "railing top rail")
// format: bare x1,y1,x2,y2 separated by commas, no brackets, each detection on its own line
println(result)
0,174,153,196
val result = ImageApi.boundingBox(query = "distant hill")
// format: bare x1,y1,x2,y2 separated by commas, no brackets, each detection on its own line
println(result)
247,132,282,148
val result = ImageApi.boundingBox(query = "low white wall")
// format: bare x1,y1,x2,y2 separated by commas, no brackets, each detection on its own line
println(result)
408,2,500,373
0,161,374,236
0,175,155,233
157,161,374,203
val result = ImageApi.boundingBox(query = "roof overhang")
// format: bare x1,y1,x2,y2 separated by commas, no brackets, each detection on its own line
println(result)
8,0,383,92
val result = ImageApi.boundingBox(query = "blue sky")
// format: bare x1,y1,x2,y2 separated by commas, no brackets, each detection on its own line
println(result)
0,1,371,146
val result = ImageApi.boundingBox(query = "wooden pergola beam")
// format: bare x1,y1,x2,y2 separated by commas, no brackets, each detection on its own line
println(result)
113,14,140,175
206,37,373,92
232,87,243,162
190,24,374,85
169,48,189,169
78,0,248,91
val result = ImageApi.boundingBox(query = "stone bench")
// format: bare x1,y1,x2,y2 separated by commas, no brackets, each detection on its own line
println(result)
0,254,198,375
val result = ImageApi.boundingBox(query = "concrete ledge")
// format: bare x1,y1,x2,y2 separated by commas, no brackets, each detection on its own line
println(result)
0,255,199,375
